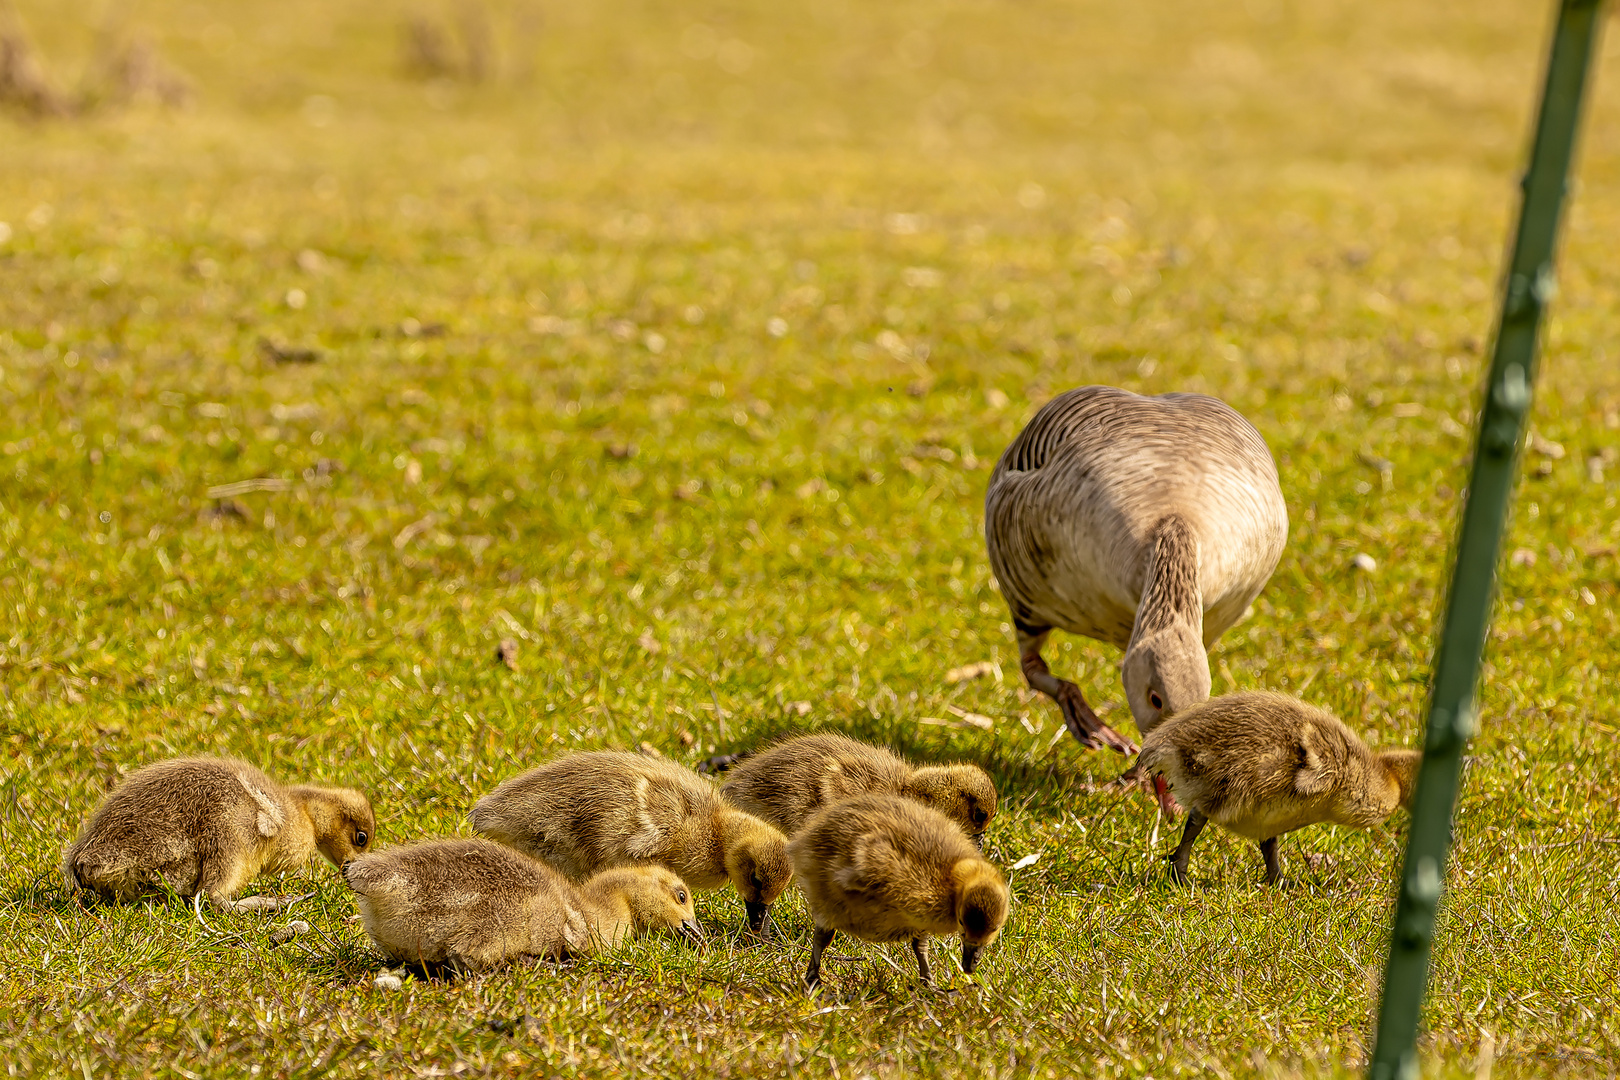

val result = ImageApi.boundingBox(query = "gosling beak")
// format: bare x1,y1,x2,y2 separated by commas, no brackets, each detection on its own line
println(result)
961,942,983,975
971,832,986,853
1151,774,1181,820
680,918,707,945
744,899,772,937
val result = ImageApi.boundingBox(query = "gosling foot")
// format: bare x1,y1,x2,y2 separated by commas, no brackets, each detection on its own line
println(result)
1167,809,1207,886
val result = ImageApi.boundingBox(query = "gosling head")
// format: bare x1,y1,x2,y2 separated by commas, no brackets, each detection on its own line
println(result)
1121,623,1212,735
950,858,1009,975
601,865,703,943
904,765,999,850
719,817,793,935
1378,749,1423,811
292,786,375,867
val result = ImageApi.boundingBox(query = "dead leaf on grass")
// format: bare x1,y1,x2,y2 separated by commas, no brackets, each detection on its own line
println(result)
922,705,995,730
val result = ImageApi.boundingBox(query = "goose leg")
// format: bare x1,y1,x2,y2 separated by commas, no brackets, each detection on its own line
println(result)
805,926,835,991
910,937,932,986
1168,809,1206,885
1018,628,1138,754
1260,838,1287,887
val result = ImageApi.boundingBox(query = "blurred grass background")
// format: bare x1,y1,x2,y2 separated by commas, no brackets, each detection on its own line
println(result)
1,0,1618,1076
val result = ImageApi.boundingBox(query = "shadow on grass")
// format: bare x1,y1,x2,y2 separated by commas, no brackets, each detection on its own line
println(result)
0,867,89,916
699,710,1143,824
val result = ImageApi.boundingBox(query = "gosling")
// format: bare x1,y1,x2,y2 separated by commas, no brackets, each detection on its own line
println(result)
719,733,999,848
1137,691,1421,886
345,837,700,974
788,793,1009,991
469,751,791,934
63,757,373,910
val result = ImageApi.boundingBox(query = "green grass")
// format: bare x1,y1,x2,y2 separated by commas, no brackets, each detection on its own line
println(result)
2,0,1619,1075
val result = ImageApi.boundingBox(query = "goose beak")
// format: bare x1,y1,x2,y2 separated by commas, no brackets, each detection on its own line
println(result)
1151,775,1181,820
680,918,707,945
744,899,772,937
961,942,983,974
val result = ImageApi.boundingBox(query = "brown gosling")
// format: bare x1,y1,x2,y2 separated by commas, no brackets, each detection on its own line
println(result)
344,837,700,974
788,793,1010,991
719,733,999,849
63,757,374,911
1137,691,1421,886
469,751,791,934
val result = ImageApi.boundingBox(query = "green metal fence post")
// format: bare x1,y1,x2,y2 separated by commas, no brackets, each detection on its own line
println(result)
1368,2,1607,1077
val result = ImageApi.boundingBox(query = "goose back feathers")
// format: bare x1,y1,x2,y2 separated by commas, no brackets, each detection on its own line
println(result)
986,386,1287,650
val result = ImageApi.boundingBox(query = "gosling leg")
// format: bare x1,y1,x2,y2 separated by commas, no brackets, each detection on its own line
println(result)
910,937,932,986
1260,837,1285,886
1017,626,1137,755
1168,810,1207,885
805,927,835,991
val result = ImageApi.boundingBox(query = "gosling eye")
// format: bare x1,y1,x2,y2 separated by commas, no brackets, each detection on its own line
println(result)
971,809,989,827
1148,690,1164,711
675,889,688,905
353,830,369,848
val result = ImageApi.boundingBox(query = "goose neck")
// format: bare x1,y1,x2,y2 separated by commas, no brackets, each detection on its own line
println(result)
579,882,634,948
1131,514,1202,643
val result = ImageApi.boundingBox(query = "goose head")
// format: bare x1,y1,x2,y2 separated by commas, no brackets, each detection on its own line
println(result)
600,865,705,944
291,786,376,867
950,858,1009,974
718,813,793,934
1121,623,1211,735
905,764,999,850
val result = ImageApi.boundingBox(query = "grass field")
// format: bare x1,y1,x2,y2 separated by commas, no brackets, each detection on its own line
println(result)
2,0,1619,1075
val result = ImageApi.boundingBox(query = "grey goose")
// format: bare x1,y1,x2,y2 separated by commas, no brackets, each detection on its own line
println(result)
984,386,1288,777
